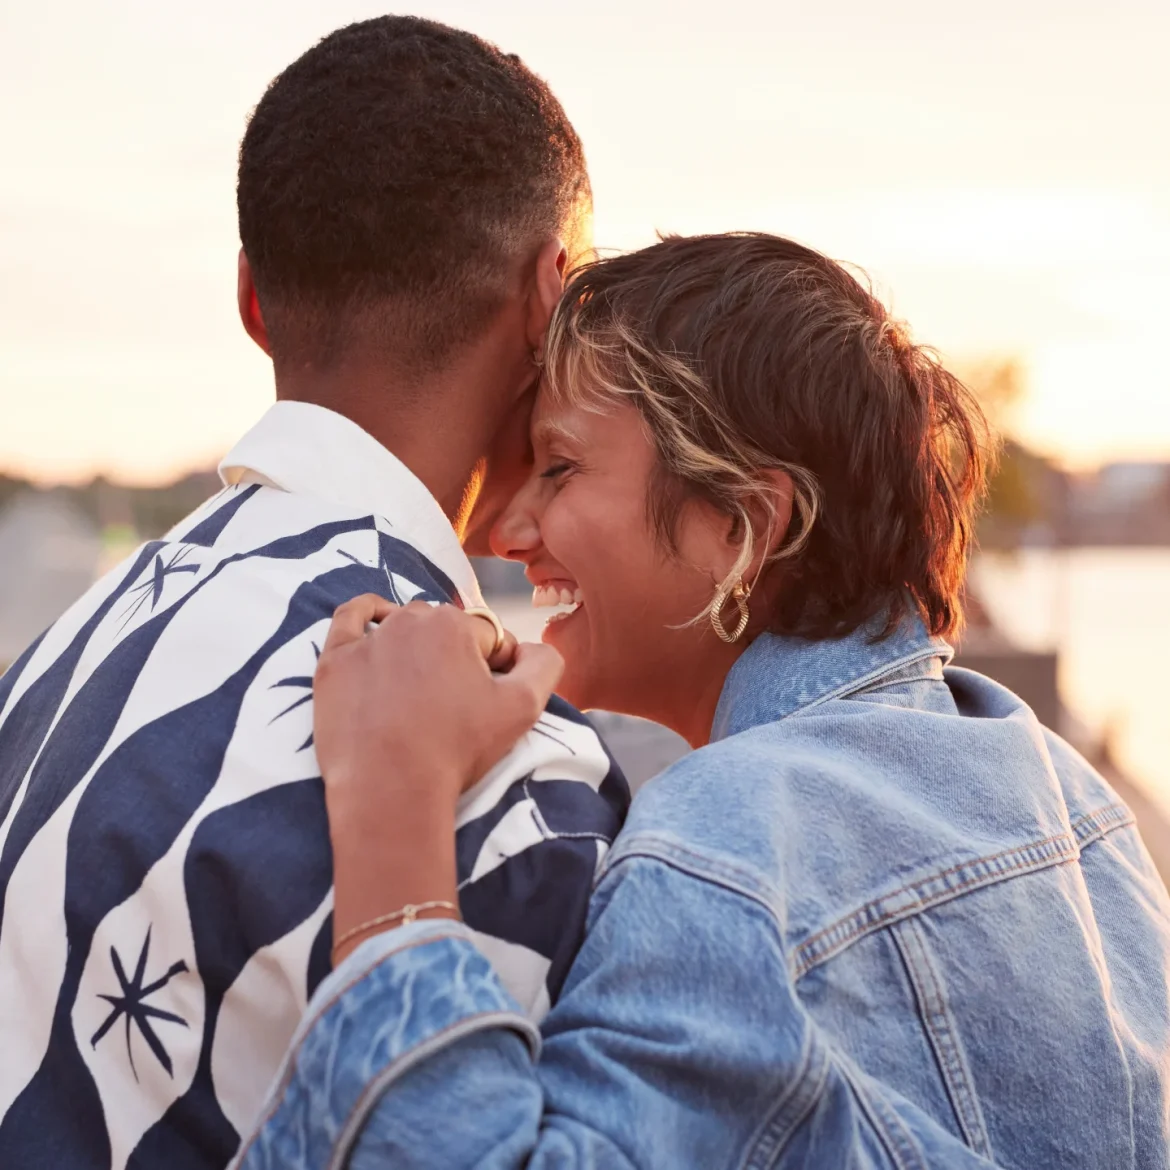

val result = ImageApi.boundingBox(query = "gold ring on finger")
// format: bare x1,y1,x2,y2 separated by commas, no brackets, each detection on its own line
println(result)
464,606,506,657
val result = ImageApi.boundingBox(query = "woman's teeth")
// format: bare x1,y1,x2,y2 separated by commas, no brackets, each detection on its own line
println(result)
532,584,583,625
532,584,584,609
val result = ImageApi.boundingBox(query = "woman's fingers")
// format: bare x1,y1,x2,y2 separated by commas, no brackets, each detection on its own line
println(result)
323,593,395,652
326,596,519,670
447,607,519,672
463,609,504,664
441,643,563,796
487,629,520,672
492,642,564,729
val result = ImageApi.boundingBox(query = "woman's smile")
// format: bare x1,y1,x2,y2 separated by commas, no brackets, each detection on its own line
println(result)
531,576,585,632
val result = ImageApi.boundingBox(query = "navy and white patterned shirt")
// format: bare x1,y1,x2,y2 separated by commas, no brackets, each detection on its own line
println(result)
0,401,628,1170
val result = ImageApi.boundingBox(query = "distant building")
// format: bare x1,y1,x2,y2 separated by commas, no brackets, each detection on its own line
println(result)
980,448,1170,548
1091,463,1170,511
0,491,102,669
1065,462,1170,544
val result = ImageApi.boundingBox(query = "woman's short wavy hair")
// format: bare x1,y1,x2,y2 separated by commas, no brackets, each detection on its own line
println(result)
544,233,994,641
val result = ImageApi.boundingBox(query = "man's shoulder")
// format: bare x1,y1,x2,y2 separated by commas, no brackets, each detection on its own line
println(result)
0,484,456,739
95,485,457,645
167,482,382,574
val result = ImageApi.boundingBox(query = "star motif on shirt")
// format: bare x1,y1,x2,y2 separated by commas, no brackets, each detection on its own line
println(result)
90,927,189,1081
119,547,200,631
269,641,321,751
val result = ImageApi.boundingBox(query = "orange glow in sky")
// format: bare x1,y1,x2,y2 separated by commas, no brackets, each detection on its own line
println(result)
2,0,1168,483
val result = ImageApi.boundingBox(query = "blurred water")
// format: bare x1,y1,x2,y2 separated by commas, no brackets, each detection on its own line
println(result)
972,549,1170,815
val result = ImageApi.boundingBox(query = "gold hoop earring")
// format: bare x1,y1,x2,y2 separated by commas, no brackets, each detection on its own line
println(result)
710,580,751,643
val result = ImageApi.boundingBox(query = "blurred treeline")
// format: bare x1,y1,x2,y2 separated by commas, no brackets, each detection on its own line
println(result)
961,361,1170,549
0,469,221,541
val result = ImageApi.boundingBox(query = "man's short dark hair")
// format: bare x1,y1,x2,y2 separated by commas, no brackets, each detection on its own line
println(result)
237,16,589,372
547,233,994,641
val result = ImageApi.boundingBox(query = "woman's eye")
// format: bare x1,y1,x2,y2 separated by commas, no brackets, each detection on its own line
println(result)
539,462,573,481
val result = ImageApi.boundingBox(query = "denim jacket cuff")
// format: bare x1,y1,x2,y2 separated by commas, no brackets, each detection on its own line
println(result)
231,920,540,1170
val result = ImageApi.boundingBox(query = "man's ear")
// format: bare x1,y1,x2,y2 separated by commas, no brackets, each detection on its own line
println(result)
524,237,568,354
237,249,271,356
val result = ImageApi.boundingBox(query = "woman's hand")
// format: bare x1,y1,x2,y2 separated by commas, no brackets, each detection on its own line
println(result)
315,595,563,810
313,595,564,963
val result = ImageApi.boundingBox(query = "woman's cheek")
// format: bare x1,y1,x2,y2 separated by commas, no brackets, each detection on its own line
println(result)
534,493,579,564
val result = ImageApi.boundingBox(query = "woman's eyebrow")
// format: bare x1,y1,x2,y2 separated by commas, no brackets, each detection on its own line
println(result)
532,418,582,447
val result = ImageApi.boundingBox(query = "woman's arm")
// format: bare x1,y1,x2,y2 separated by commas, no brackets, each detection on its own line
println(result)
310,595,565,963
236,853,1004,1169
233,598,1001,1169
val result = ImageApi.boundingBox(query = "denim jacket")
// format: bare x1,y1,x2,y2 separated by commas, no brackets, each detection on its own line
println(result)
234,617,1170,1169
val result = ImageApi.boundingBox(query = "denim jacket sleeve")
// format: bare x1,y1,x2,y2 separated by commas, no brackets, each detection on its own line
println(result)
232,852,1003,1170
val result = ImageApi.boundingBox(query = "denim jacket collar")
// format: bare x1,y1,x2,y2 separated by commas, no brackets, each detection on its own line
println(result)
711,612,953,741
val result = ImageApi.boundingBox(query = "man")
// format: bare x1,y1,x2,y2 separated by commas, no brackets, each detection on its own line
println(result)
0,17,626,1169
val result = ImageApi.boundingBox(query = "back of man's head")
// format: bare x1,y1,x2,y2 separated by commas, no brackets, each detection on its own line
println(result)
237,16,589,376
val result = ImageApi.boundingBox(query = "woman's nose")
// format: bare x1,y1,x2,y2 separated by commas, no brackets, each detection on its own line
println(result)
489,474,543,563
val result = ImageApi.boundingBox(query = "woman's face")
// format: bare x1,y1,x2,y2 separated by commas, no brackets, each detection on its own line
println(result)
489,387,744,739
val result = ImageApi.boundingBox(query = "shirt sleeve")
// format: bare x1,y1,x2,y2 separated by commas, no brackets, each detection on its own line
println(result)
231,855,1006,1170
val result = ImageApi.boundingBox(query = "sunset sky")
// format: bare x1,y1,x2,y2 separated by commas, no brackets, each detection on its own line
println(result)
2,0,1168,483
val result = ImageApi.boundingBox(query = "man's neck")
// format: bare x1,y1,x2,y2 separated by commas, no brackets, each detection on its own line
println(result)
272,331,523,532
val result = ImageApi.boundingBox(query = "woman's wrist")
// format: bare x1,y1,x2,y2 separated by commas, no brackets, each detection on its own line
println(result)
327,765,462,965
331,902,460,966
327,751,467,817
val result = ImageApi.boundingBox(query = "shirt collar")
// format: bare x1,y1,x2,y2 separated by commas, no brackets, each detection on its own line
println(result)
219,400,483,607
711,611,953,741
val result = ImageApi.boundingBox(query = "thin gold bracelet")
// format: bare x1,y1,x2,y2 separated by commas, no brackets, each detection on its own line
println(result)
331,900,459,963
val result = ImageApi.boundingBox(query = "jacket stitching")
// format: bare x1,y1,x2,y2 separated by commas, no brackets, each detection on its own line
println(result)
601,807,1135,985
795,839,1074,978
603,835,777,896
714,638,950,738
739,1031,830,1169
777,646,952,726
793,804,1134,979
600,836,782,913
851,1077,929,1170
1071,803,1133,844
891,918,994,1159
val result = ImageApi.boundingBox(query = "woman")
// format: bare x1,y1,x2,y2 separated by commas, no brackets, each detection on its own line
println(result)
236,234,1170,1169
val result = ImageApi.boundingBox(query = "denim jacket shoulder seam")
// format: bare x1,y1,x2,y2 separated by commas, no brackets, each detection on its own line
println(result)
793,803,1134,980
1072,802,1134,846
600,835,782,908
